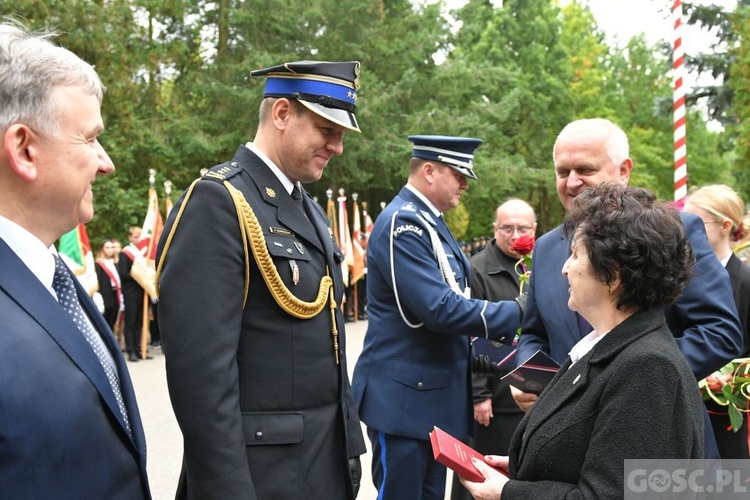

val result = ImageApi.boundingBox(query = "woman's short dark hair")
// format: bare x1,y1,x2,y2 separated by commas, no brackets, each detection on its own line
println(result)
563,183,695,311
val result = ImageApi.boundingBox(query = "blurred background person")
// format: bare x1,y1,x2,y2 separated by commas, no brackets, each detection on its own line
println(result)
461,184,704,499
118,225,148,361
684,184,750,459
112,238,122,263
95,238,122,332
451,198,536,500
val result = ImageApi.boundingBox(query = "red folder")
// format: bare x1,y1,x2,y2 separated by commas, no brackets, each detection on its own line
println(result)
429,426,509,483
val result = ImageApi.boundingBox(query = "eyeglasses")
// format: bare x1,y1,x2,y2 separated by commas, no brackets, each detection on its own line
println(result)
494,224,534,235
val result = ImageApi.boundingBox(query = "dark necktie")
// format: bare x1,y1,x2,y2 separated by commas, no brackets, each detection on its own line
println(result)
52,255,132,437
291,185,305,214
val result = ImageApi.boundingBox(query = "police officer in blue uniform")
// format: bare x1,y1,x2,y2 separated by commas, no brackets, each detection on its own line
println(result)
351,135,524,499
156,61,366,499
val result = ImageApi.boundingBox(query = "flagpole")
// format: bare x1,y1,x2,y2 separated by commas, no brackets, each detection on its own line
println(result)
673,0,688,204
352,192,359,321
164,180,173,218
141,169,156,359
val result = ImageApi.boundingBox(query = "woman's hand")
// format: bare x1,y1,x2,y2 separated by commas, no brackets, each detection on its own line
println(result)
510,385,538,413
459,456,510,500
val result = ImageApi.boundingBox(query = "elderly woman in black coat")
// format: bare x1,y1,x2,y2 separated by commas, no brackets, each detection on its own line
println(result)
461,183,705,499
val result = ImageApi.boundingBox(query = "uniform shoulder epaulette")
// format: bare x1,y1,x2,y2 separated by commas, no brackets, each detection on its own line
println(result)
401,201,417,212
203,161,243,182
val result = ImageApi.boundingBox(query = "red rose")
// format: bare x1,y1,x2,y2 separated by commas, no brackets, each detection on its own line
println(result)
511,235,535,256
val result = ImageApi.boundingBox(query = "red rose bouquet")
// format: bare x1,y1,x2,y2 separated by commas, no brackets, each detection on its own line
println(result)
511,235,535,295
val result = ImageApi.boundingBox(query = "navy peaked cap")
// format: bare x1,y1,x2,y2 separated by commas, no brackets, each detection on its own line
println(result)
408,135,483,180
251,60,361,132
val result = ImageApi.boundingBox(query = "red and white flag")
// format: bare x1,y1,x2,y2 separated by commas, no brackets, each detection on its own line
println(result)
351,198,366,284
363,208,374,248
139,187,164,262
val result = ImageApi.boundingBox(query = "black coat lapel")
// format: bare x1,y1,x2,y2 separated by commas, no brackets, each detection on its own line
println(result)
231,147,324,253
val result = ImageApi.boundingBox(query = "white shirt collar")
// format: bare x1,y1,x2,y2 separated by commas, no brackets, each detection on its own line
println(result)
0,215,57,297
245,142,299,196
569,330,605,366
405,183,442,219
721,254,731,267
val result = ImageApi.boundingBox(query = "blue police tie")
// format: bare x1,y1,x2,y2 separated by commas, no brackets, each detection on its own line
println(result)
52,254,132,437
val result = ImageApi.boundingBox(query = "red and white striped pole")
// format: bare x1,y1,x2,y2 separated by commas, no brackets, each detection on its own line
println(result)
673,0,688,204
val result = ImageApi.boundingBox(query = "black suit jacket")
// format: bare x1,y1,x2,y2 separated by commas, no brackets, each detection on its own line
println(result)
157,145,365,499
469,240,523,413
95,259,119,310
726,253,750,357
503,308,704,499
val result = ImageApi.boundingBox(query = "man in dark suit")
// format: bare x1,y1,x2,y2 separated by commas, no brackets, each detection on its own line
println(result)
0,21,150,498
156,61,366,499
451,198,536,500
118,225,148,361
351,136,524,499
513,118,743,458
95,238,122,331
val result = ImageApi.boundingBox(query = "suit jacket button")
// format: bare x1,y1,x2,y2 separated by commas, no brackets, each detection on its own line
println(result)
254,430,263,441
417,381,424,389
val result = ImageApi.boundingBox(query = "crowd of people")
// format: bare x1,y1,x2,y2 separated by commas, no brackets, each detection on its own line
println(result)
3,18,750,500
93,230,161,361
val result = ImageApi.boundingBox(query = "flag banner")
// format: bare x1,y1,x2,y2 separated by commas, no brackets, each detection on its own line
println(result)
129,188,163,301
338,194,353,287
164,180,174,219
351,198,366,284
165,196,174,219
327,195,339,248
58,223,99,297
139,188,164,262
362,207,374,251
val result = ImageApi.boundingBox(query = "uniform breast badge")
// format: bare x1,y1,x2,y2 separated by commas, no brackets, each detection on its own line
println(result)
289,259,300,285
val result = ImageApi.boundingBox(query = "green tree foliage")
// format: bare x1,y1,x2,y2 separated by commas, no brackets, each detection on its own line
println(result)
0,0,743,241
450,0,573,234
559,1,610,119
681,0,749,198
729,2,750,196
684,0,743,126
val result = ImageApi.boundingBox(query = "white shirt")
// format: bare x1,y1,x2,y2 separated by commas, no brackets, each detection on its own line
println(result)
569,330,606,366
0,215,119,369
0,215,57,297
245,142,299,196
